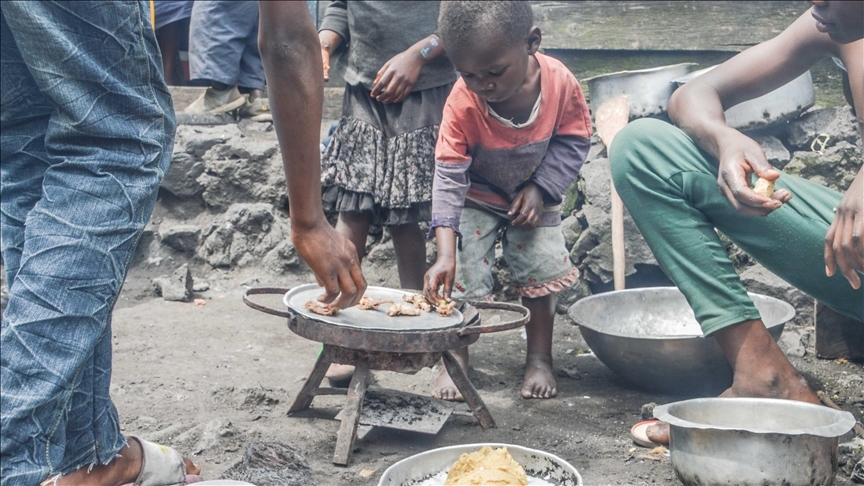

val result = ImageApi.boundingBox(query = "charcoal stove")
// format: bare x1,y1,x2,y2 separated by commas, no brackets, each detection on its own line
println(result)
243,285,530,466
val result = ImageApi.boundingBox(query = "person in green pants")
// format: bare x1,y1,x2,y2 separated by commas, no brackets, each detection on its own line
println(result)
610,0,863,444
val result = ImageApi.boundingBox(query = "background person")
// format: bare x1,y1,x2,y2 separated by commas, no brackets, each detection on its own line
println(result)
425,0,592,401
610,0,863,444
316,0,457,385
0,1,200,484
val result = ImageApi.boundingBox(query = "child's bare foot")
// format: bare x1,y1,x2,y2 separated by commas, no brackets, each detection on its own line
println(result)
40,438,200,486
432,347,468,402
521,353,557,399
433,366,465,401
326,363,355,386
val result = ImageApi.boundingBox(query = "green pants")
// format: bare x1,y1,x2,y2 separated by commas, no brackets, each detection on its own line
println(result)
610,118,862,335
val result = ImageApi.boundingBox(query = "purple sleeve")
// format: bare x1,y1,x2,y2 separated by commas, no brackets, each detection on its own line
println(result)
429,159,472,237
531,134,590,205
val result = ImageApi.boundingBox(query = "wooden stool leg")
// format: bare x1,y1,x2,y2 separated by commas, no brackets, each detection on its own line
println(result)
288,345,332,414
442,350,495,428
333,362,369,466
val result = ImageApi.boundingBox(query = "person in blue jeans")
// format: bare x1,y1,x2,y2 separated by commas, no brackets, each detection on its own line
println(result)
0,2,203,484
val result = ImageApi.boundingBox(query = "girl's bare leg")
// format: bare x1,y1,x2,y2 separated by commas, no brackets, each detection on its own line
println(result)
521,293,557,399
389,222,426,290
325,211,373,381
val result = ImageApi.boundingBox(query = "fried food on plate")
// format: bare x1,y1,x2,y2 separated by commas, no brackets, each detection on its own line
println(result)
403,293,432,312
357,295,392,310
386,302,422,317
752,177,775,197
437,299,458,317
444,445,528,486
305,300,337,316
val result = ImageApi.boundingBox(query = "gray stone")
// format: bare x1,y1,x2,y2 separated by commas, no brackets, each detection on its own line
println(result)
365,238,396,264
574,159,658,284
561,214,580,250
198,203,291,269
784,141,861,192
161,125,244,199
778,328,807,357
739,264,814,327
193,417,234,453
158,224,201,253
192,282,210,292
152,264,194,302
785,106,859,151
198,139,284,212
175,112,235,126
555,277,593,314
751,133,791,169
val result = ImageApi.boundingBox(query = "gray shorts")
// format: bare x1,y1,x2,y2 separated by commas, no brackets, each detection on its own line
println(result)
453,207,578,300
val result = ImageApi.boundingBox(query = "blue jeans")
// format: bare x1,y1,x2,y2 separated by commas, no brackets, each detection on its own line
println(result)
0,2,174,484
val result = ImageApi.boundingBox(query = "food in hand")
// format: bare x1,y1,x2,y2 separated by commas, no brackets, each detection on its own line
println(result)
386,302,422,317
403,293,432,312
305,300,337,316
357,296,392,310
438,299,458,317
444,445,528,486
753,177,775,197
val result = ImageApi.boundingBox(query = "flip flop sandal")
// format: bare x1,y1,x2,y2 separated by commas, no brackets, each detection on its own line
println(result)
121,436,202,486
630,419,663,448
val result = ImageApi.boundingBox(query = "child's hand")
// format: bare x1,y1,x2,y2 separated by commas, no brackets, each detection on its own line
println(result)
509,182,544,229
424,256,456,304
370,51,423,104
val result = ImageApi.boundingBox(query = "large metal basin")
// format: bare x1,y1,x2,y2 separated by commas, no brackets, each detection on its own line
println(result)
567,287,794,396
585,63,697,119
654,398,855,486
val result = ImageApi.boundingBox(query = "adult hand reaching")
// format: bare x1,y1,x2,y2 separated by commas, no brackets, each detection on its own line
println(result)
292,219,366,309
825,167,864,289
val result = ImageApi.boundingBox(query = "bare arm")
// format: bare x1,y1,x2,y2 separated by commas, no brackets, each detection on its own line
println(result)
258,1,366,309
668,12,835,216
424,227,457,303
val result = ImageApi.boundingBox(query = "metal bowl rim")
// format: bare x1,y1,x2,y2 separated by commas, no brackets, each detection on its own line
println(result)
584,62,698,83
654,397,856,437
567,287,795,340
378,442,583,486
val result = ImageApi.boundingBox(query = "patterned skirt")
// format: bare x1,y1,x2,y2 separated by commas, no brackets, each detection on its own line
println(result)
321,82,452,226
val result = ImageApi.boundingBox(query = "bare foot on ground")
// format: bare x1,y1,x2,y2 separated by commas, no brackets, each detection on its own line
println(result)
646,319,820,445
522,353,557,399
432,348,468,402
325,363,355,386
40,437,199,486
433,366,465,402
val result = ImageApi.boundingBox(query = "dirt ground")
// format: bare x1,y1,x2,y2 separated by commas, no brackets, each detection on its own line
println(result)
111,253,864,486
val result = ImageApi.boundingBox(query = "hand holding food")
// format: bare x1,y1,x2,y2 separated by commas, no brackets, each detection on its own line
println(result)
752,177,775,197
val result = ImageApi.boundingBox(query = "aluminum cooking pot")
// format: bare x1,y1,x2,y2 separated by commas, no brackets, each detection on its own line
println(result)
585,63,697,119
672,66,815,130
654,397,856,486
